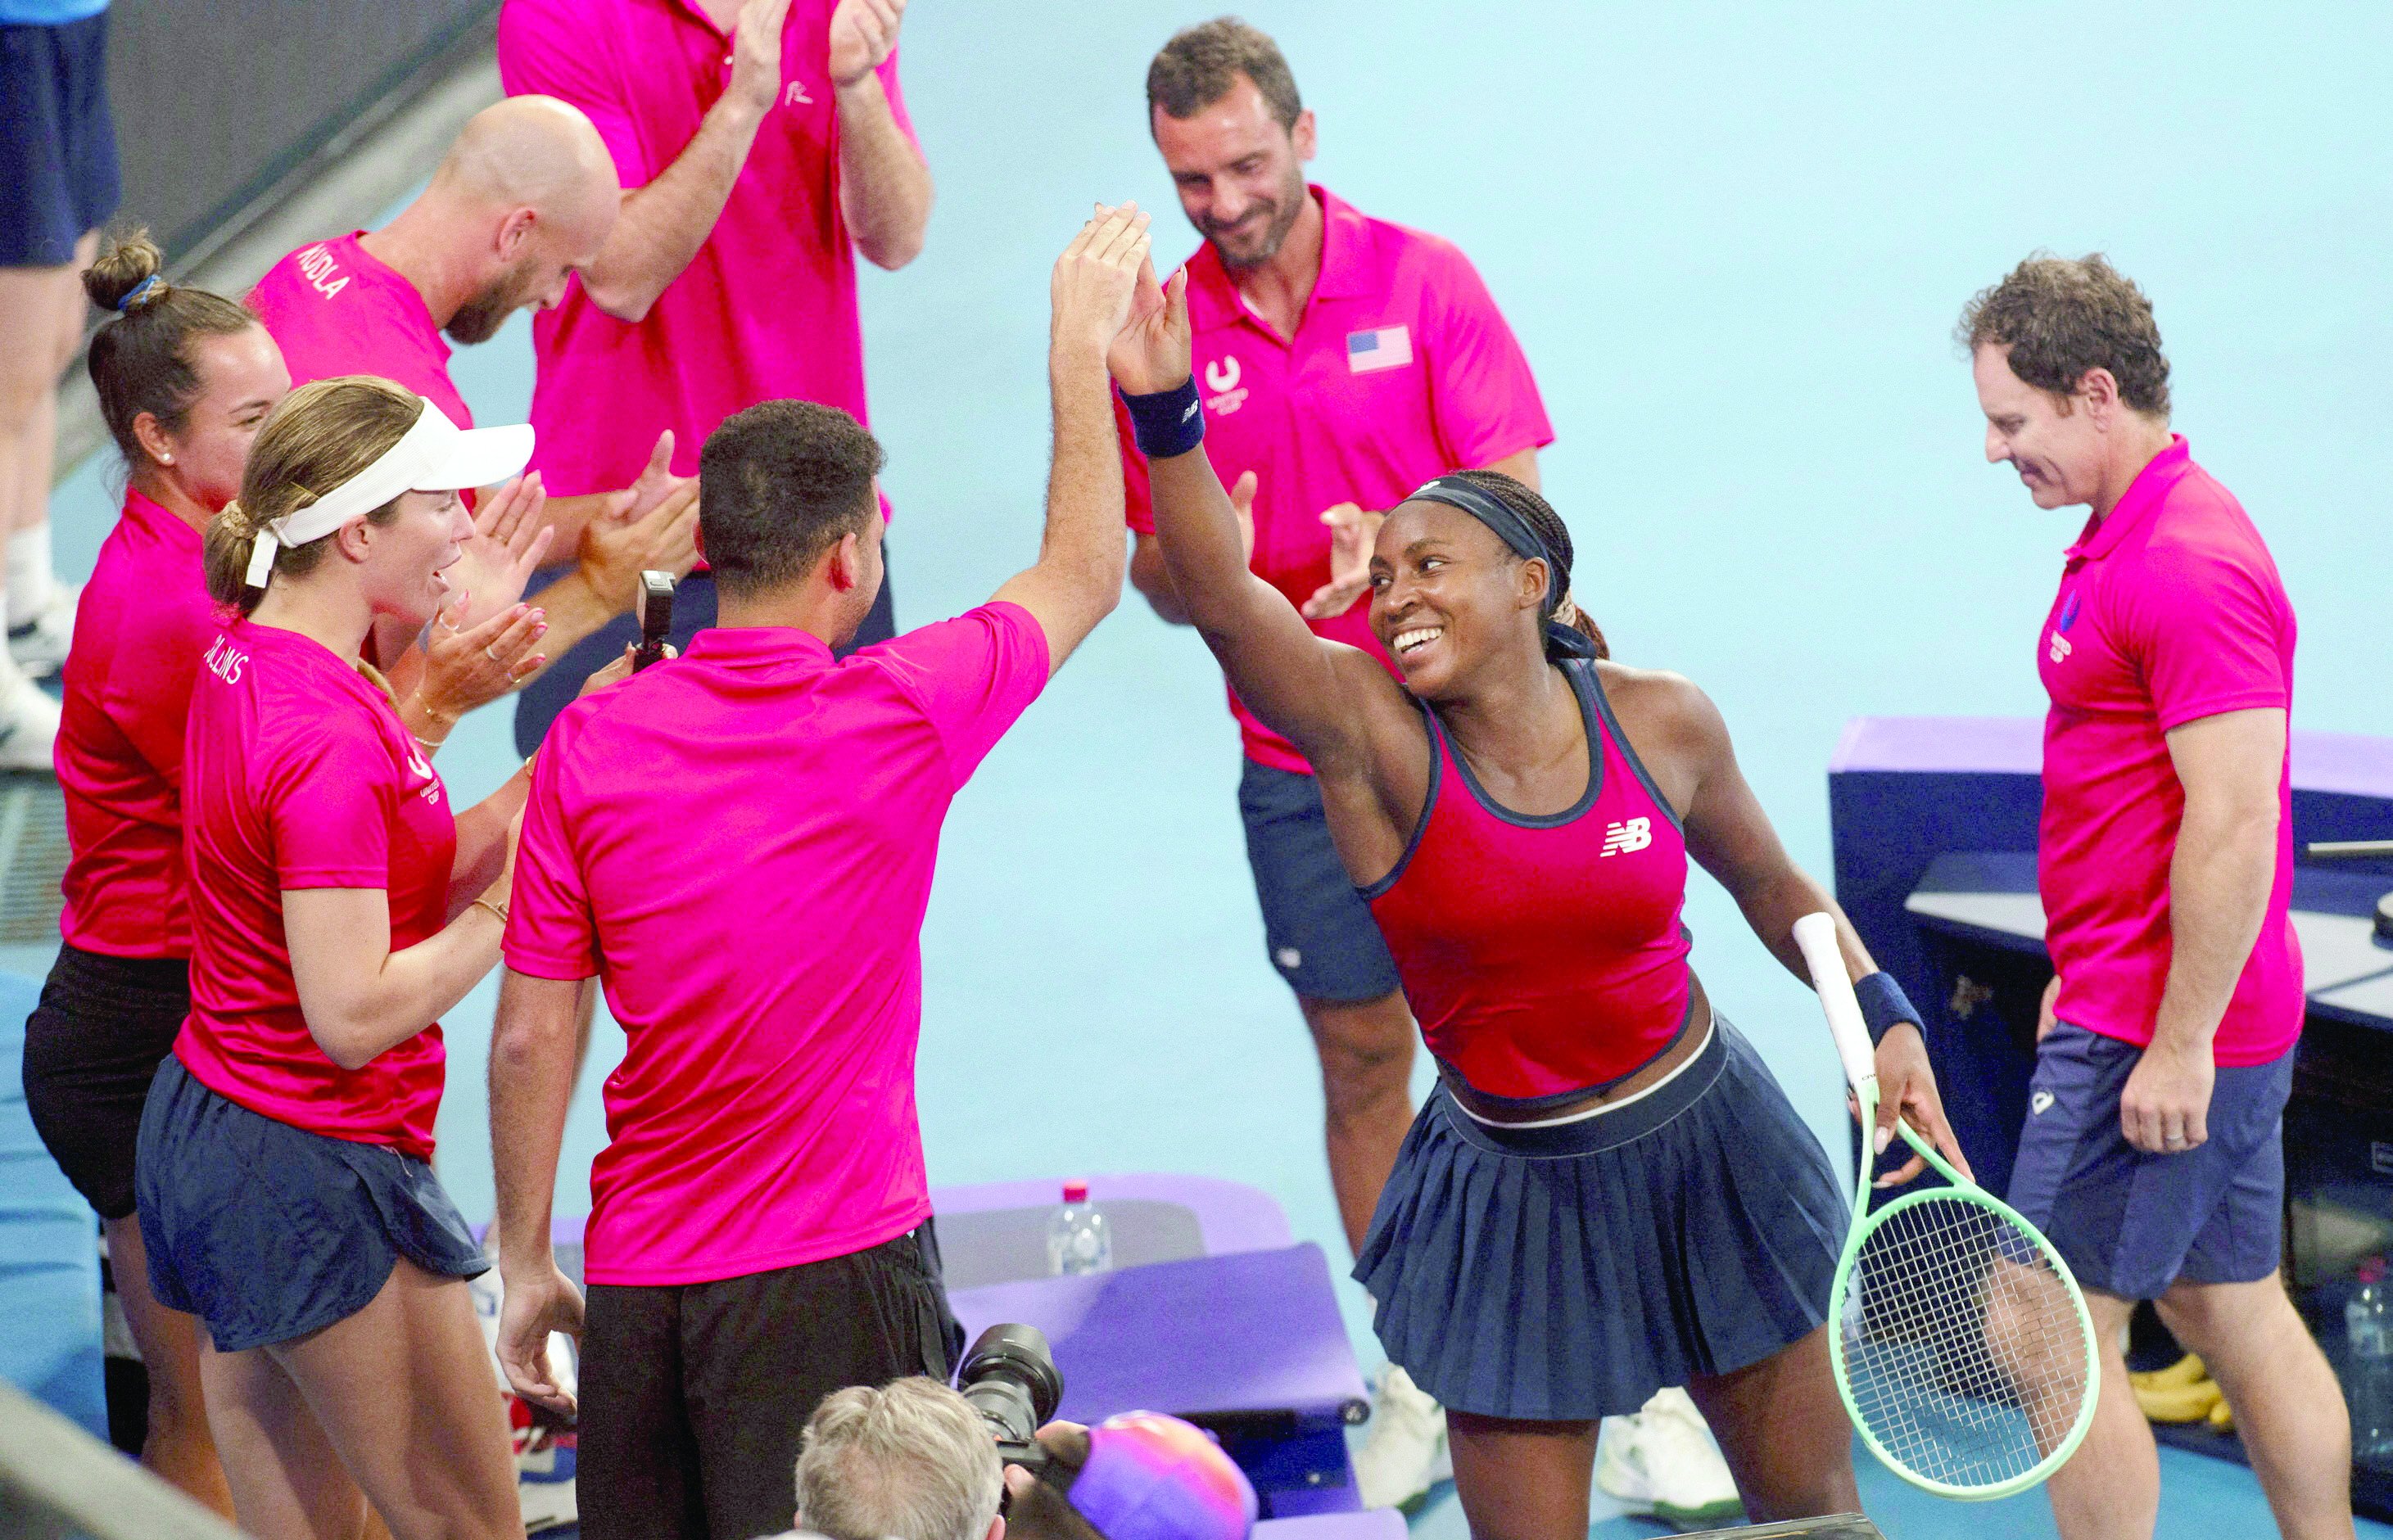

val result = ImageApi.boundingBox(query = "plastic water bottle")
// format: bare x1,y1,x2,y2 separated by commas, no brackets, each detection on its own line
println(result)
2346,1258,2393,1461
1046,1180,1113,1276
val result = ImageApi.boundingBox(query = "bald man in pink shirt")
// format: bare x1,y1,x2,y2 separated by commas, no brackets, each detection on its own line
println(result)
1965,255,2347,1540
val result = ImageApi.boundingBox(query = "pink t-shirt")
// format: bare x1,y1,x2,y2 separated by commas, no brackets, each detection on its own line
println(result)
175,621,459,1159
56,490,219,959
504,604,1050,1285
1117,185,1553,773
247,233,473,430
2038,436,2302,1066
495,0,917,498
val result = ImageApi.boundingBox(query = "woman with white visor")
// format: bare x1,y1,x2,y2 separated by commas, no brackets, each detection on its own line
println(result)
133,377,620,1540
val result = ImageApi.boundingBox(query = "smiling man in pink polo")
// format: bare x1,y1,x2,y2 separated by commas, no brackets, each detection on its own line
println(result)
1964,255,2346,1540
497,0,932,755
1121,19,1554,1506
484,205,1151,1540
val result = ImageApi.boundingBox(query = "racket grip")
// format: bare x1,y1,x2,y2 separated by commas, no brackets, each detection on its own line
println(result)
1794,911,1878,1091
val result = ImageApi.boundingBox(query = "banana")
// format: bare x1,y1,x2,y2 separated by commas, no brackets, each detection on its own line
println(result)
2128,1353,2208,1392
2207,1396,2235,1433
2134,1375,2224,1424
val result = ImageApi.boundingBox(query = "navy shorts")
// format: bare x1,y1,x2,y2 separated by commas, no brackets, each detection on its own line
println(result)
512,558,896,757
2006,1021,2295,1302
1355,1015,1846,1420
1,12,120,268
134,1057,487,1352
1237,758,1402,1004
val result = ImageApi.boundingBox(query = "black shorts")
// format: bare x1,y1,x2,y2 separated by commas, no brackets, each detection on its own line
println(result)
0,12,120,268
511,555,898,758
577,1221,963,1540
21,944,190,1221
1237,758,1402,1004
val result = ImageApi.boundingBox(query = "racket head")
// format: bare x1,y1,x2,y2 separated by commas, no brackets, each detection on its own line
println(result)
1829,1176,2101,1500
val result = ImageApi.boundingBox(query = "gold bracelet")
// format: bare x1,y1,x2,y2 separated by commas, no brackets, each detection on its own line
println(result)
412,693,459,730
472,897,510,926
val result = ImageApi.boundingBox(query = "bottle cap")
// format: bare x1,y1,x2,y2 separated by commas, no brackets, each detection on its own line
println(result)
1063,1180,1089,1204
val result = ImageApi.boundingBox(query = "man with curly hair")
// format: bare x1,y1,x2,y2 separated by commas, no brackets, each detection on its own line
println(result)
1963,254,2348,1540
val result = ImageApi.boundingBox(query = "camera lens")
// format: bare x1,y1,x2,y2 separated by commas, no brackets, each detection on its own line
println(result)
956,1322,1063,1451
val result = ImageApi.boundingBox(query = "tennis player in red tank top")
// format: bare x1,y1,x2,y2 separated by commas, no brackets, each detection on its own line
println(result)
1110,273,1970,1536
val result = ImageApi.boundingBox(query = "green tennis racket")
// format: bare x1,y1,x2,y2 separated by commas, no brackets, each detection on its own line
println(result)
1793,911,2100,1501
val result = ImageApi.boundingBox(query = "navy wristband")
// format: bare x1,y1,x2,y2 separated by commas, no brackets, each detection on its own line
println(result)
1855,970,1921,1045
1120,377,1205,458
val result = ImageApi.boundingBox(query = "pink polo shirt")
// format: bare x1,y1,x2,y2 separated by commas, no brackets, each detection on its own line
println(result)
504,604,1050,1285
1118,186,1552,773
247,233,473,430
495,0,916,497
2037,436,2301,1065
56,489,218,959
175,622,459,1160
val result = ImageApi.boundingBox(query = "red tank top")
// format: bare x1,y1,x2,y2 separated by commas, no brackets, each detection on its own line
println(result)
1362,660,1694,1107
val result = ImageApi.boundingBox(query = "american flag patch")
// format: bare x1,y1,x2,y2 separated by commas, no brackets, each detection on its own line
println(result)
1346,325,1413,373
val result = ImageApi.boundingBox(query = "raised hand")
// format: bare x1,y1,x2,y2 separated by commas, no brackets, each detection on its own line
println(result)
418,603,550,725
1301,501,1382,618
730,0,795,115
1107,253,1190,398
1051,203,1152,360
581,481,701,609
443,474,555,634
828,0,905,88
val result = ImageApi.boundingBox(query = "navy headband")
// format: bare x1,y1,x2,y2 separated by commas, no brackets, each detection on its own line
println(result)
1404,475,1598,660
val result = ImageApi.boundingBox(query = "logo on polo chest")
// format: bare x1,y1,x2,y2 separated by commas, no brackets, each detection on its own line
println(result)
2048,632,2073,665
1203,355,1247,415
1599,817,1652,856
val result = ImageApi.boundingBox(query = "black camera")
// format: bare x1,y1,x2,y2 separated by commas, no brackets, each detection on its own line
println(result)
956,1322,1064,1471
633,570,676,671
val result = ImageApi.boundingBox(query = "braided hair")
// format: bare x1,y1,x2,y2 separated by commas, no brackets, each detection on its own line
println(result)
1443,468,1608,660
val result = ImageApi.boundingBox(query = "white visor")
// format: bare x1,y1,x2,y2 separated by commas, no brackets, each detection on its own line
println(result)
243,398,534,590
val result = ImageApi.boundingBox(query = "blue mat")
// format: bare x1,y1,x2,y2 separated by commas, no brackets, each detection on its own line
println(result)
0,968,106,1441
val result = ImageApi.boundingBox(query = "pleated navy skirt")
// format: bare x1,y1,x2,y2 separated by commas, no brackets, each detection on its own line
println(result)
1355,1015,1846,1420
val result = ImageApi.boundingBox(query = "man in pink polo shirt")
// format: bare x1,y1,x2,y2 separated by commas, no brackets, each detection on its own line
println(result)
1965,255,2347,1540
1124,20,1554,1505
496,0,933,753
248,95,702,700
485,205,1149,1540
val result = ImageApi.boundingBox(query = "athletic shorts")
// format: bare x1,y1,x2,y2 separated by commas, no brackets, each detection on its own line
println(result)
512,558,897,757
134,1056,486,1352
1237,758,1402,1004
20,944,190,1220
2006,1020,2295,1302
0,12,120,268
577,1221,963,1540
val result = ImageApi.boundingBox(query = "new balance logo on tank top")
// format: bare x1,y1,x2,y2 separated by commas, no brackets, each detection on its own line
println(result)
1362,661,1693,1106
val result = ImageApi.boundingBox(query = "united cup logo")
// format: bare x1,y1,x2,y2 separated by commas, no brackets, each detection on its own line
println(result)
1599,817,1652,857
1204,355,1248,415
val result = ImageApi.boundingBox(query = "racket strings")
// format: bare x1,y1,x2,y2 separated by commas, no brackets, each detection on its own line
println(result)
1839,1195,2092,1489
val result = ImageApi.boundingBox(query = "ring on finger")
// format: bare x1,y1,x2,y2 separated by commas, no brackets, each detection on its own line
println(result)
484,645,504,662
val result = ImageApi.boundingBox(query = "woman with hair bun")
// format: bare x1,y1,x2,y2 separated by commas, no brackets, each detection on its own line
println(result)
22,236,549,1515
132,373,590,1540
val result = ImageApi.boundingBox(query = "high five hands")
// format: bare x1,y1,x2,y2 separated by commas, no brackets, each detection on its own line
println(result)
1051,202,1159,362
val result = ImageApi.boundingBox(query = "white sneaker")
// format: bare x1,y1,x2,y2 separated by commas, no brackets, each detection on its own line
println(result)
0,659,60,773
1593,1388,1744,1531
8,581,78,680
1350,1365,1451,1511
